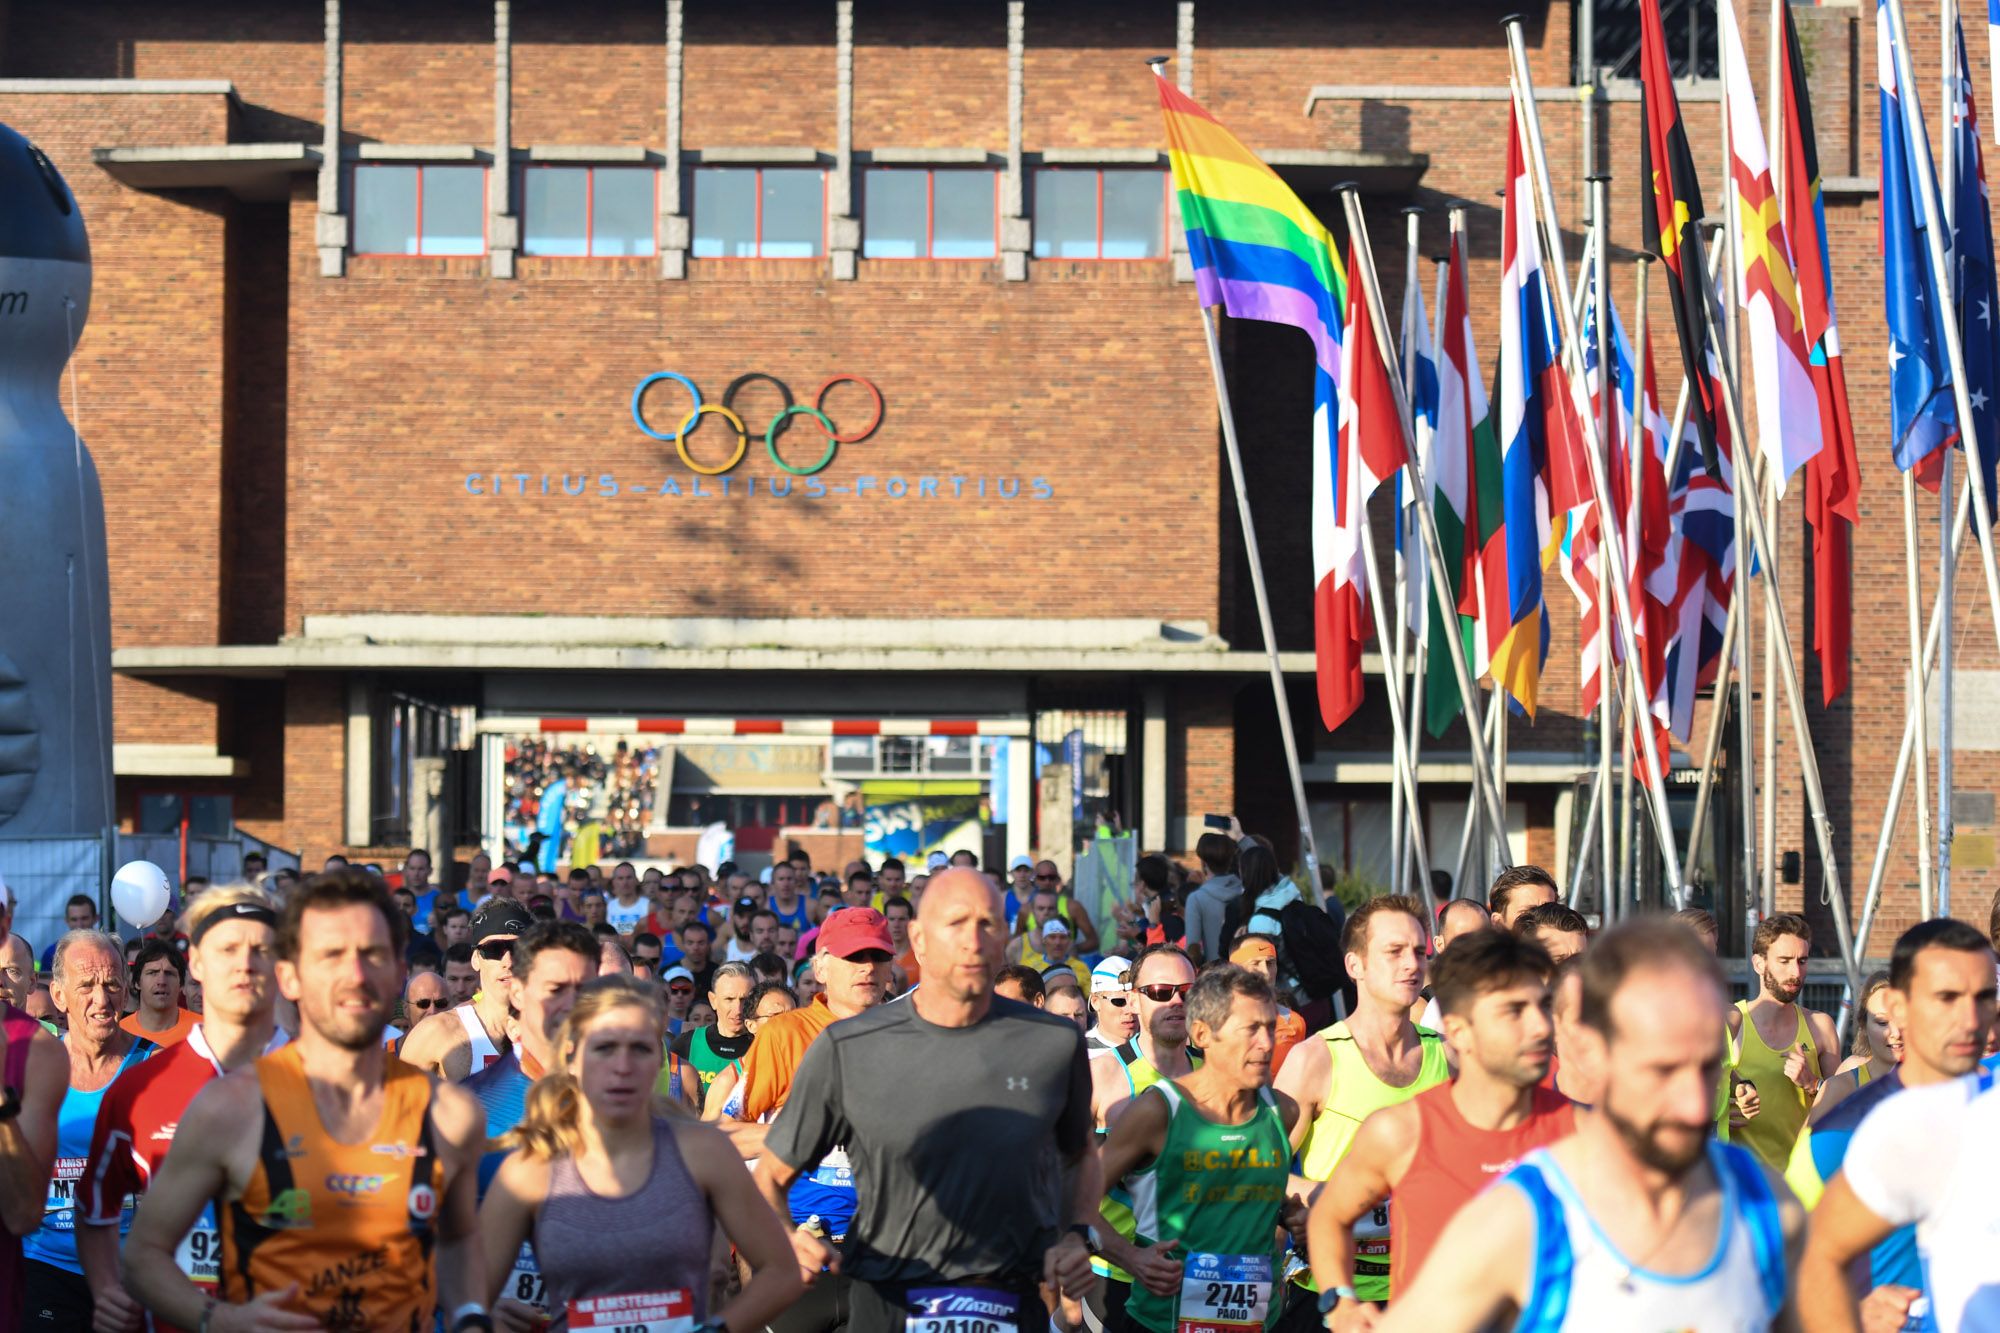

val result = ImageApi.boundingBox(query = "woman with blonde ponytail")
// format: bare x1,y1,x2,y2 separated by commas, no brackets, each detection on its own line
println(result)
478,975,802,1333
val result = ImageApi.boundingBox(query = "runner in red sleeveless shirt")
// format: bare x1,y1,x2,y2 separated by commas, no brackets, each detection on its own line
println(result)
1306,929,1573,1324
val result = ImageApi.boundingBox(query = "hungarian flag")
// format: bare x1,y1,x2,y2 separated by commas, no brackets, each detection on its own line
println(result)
1638,0,1726,477
1720,0,1823,492
1426,218,1488,737
1316,243,1409,730
1779,0,1860,704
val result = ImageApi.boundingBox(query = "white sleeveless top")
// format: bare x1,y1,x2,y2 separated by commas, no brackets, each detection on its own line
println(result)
453,1002,501,1075
1504,1140,1786,1333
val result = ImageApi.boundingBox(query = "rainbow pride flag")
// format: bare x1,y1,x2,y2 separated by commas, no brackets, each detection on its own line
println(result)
1155,74,1360,729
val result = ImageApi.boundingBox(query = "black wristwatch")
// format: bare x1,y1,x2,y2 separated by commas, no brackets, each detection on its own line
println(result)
0,1085,19,1123
1316,1285,1357,1316
1068,1223,1099,1255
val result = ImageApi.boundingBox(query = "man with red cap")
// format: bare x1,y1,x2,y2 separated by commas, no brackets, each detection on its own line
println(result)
724,906,895,1257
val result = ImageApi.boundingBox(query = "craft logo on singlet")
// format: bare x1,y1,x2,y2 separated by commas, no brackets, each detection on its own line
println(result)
369,1139,428,1160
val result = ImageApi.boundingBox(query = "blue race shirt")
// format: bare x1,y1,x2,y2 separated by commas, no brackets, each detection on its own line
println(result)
1800,1070,1922,1292
23,1040,153,1274
464,1049,534,1197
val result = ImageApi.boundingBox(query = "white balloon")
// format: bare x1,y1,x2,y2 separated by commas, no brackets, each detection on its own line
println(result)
111,860,171,930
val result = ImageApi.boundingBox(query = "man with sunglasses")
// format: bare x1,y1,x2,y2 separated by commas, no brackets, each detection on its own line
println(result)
662,964,698,1038
1274,896,1448,1310
1088,957,1140,1054
1086,945,1200,1332
401,969,450,1042
401,896,532,1080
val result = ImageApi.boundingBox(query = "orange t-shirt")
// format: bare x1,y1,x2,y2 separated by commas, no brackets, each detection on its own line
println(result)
737,994,838,1122
1272,1007,1309,1072
120,1007,199,1047
895,950,922,987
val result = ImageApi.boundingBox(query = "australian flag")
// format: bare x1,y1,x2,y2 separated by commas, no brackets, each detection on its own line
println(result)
1952,19,2000,513
1880,0,1956,486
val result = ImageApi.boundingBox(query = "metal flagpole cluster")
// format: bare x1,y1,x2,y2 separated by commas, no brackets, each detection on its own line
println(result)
1501,21,1686,906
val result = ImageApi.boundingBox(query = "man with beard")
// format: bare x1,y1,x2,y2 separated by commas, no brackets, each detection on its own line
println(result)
123,869,489,1332
402,898,534,1080
1729,912,1839,1171
21,932,156,1326
1306,929,1574,1325
1376,918,1803,1331
1275,897,1449,1307
1086,945,1197,1331
79,889,282,1331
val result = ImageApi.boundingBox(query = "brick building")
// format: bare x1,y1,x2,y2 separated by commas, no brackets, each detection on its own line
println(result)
0,0,1988,953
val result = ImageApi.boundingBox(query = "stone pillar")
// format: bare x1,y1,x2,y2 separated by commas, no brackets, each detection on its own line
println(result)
660,0,689,278
829,1,859,279
1006,732,1034,864
1001,1,1028,281
316,0,347,277
490,1,518,278
1142,684,1169,850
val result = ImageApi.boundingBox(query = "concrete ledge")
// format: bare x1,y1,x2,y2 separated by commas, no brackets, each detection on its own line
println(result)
0,78,235,96
1303,752,1588,785
352,143,482,161
699,145,822,163
113,744,247,778
1304,81,1719,115
94,143,319,200
303,613,1220,651
522,145,656,163
866,147,995,165
1039,147,1162,164
1822,175,1876,197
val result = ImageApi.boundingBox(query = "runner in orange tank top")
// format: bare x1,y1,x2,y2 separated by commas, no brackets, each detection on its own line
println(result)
1307,929,1574,1326
121,869,492,1333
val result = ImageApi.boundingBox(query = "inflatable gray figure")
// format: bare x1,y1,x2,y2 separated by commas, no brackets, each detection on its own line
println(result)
0,124,112,833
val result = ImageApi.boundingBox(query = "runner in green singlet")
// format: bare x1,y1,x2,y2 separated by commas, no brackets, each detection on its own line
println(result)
1272,895,1448,1306
1086,944,1198,1333
1728,912,1839,1171
1091,965,1303,1333
671,961,755,1101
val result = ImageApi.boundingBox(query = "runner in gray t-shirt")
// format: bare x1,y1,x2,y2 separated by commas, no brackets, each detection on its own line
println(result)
759,868,1102,1333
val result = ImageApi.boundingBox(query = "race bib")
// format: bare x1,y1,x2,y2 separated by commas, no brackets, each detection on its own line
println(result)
42,1156,84,1230
507,1242,547,1312
904,1287,1022,1333
174,1206,221,1286
1352,1197,1390,1278
1176,1253,1273,1333
566,1289,694,1333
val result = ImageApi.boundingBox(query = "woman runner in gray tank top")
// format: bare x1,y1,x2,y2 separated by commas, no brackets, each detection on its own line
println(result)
478,975,802,1333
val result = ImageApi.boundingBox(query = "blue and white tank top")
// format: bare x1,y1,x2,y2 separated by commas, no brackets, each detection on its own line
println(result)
23,1039,153,1274
1506,1140,1786,1333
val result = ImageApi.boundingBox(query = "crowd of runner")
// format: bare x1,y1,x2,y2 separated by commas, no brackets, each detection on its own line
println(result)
0,826,1995,1332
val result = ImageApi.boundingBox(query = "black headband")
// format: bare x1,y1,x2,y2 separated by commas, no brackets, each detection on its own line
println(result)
190,901,277,948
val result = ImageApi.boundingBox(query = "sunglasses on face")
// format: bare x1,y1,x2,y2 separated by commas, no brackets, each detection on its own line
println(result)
476,941,512,962
1034,873,1061,883
1101,995,1131,1008
406,997,445,1011
667,982,694,994
1136,983,1192,1003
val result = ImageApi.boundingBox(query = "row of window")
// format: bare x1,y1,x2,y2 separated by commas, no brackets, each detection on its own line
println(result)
350,164,1172,262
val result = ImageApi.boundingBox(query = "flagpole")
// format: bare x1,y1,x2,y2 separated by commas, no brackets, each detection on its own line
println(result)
1859,474,1974,962
1392,205,1423,898
1681,574,1742,888
1941,0,1959,925
1502,20,1686,905
1191,297,1323,884
1336,187,1515,871
1590,174,1618,921
1622,252,1652,910
1406,256,1451,896
1454,690,1501,898
1885,0,2000,920
1903,469,1939,918
1692,245,1867,1002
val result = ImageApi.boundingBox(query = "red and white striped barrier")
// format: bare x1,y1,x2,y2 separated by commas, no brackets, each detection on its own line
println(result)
475,716,1030,737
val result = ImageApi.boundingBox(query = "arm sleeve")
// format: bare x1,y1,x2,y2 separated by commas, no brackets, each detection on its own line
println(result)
80,1079,137,1226
1053,1035,1093,1158
1839,1081,1964,1228
760,1036,848,1174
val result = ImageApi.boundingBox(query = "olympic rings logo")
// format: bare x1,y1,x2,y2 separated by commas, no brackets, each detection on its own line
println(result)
630,372,884,476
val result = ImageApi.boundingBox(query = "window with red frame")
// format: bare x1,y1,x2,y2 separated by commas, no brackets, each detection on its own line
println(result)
352,164,487,256
521,166,658,257
1030,167,1169,260
690,166,825,259
861,167,998,259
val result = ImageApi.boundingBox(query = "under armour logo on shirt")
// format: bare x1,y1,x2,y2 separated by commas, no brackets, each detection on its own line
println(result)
1007,1077,1030,1091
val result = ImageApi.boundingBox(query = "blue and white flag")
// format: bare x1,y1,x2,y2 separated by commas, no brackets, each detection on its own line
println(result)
1880,0,1957,485
1953,19,2000,512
